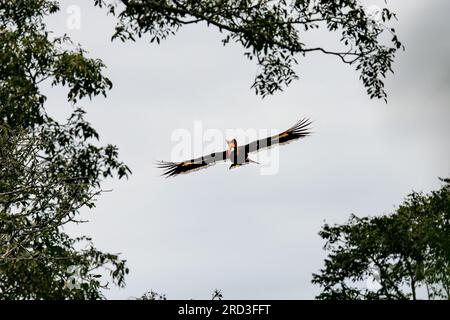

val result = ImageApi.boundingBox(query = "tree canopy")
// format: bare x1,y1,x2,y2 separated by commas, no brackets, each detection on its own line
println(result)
312,178,450,300
95,0,403,101
0,0,130,299
0,0,415,301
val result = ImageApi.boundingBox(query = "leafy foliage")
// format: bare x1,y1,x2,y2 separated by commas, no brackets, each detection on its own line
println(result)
312,178,450,300
211,289,223,300
95,0,403,101
137,290,167,300
135,289,223,300
0,0,130,299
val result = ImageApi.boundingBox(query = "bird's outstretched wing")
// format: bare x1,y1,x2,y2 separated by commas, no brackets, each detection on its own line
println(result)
242,118,312,154
156,151,228,177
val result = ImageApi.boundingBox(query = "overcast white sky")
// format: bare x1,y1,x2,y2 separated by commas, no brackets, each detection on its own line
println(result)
44,0,450,299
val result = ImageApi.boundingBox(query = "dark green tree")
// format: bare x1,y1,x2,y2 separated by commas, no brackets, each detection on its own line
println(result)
95,0,403,101
135,289,223,300
312,178,450,300
0,0,130,299
137,290,167,300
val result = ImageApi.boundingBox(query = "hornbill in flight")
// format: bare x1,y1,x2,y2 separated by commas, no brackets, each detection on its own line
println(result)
156,118,312,177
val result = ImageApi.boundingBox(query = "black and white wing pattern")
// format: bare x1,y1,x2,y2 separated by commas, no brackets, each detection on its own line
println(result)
156,151,228,177
242,118,312,154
